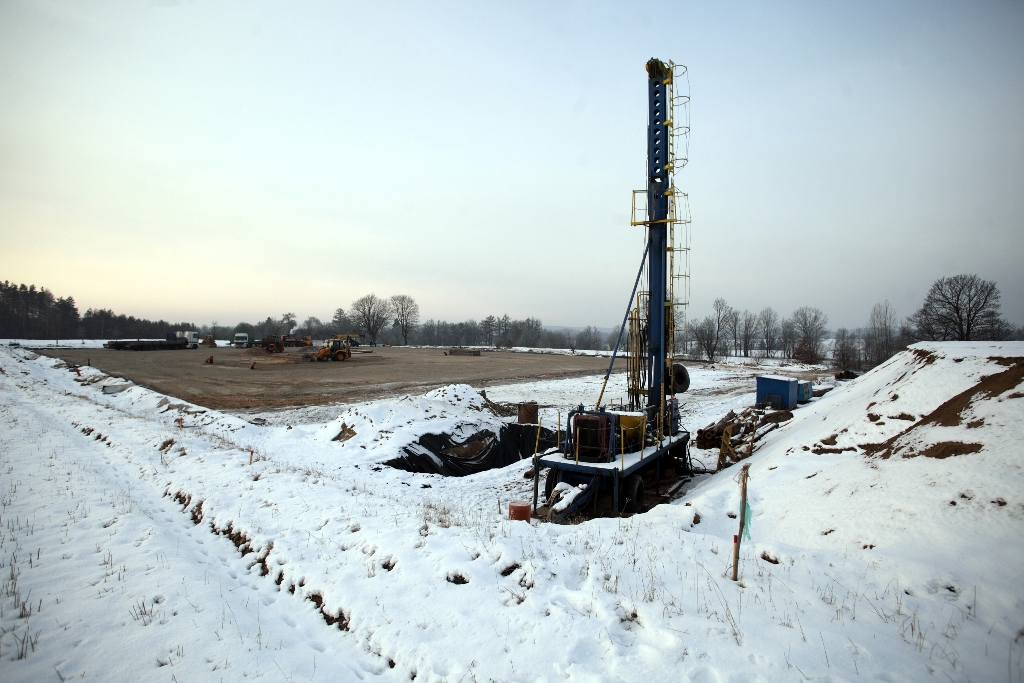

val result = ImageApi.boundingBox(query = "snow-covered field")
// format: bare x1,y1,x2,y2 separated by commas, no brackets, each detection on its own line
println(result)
2,339,118,349
1,343,1022,681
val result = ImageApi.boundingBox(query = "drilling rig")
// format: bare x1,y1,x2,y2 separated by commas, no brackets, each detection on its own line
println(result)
532,58,692,521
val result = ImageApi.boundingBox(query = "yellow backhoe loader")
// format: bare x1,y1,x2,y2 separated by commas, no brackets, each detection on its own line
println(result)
306,334,356,362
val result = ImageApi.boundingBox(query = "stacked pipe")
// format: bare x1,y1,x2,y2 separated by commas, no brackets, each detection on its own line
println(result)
695,410,738,449
696,408,795,469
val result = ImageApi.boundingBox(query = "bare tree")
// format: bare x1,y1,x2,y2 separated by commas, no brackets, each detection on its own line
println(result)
727,307,740,358
279,312,297,334
350,294,393,343
791,306,828,363
712,298,733,357
688,299,733,362
759,307,780,358
740,310,757,357
832,328,862,371
298,316,327,339
481,315,496,346
779,317,797,359
907,274,1012,341
331,307,354,334
389,294,420,345
497,314,512,347
864,301,900,366
689,316,720,361
574,326,606,351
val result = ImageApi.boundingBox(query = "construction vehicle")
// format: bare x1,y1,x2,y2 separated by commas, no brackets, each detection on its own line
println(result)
202,334,217,347
260,335,285,353
533,58,692,521
176,331,200,349
233,332,251,348
105,329,200,351
280,335,313,347
306,334,354,362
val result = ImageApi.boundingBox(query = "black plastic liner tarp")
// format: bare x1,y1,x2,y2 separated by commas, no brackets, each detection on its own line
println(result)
384,423,558,477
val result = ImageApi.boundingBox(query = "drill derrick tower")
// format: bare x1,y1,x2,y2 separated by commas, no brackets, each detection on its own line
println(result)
628,59,691,419
532,58,693,522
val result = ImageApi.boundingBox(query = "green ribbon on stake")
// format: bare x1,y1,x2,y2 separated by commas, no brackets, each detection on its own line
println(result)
742,502,752,541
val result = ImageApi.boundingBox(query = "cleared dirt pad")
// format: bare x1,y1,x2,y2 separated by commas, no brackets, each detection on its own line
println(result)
38,346,618,410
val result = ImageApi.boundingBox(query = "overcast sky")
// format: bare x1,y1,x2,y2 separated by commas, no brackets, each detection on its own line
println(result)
1,0,1022,330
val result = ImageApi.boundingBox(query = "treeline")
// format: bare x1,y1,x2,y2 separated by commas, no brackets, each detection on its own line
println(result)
0,281,196,340
684,274,1022,370
7,275,1019,362
831,274,1020,371
0,281,615,349
683,301,832,364
233,298,613,350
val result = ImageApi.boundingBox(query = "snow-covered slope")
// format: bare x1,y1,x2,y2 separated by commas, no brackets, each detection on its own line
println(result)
1,342,1022,682
683,341,1024,678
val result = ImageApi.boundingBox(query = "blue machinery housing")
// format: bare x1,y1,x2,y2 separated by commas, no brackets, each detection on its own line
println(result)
756,376,798,410
532,59,691,522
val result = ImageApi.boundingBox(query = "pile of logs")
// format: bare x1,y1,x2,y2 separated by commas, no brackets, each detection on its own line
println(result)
695,407,794,470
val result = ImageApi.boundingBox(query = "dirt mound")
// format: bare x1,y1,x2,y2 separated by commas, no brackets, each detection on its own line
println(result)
861,356,1024,458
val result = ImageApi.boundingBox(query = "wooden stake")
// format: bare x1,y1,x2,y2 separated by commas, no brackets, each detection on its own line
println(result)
731,463,750,582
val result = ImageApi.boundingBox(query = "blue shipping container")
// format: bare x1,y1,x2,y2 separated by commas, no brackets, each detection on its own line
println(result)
797,380,814,403
757,375,798,409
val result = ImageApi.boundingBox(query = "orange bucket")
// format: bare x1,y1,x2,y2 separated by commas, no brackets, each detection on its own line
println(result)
508,500,531,522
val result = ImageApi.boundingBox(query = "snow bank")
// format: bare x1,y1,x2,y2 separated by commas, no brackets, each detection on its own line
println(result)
1,342,1022,682
682,341,1024,677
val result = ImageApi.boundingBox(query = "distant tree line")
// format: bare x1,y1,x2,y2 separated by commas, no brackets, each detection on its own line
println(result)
0,281,80,340
0,281,196,341
6,275,1019,361
264,293,614,350
684,274,1021,370
684,300,832,365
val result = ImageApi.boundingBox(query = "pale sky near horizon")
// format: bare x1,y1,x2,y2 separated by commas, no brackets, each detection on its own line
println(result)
1,0,1022,330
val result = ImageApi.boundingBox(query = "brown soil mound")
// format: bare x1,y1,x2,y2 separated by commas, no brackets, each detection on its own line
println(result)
908,441,983,459
919,357,1024,428
861,356,1023,459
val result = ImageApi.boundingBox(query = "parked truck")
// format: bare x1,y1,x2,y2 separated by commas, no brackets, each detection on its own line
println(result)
176,331,200,349
280,335,313,347
104,330,199,351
